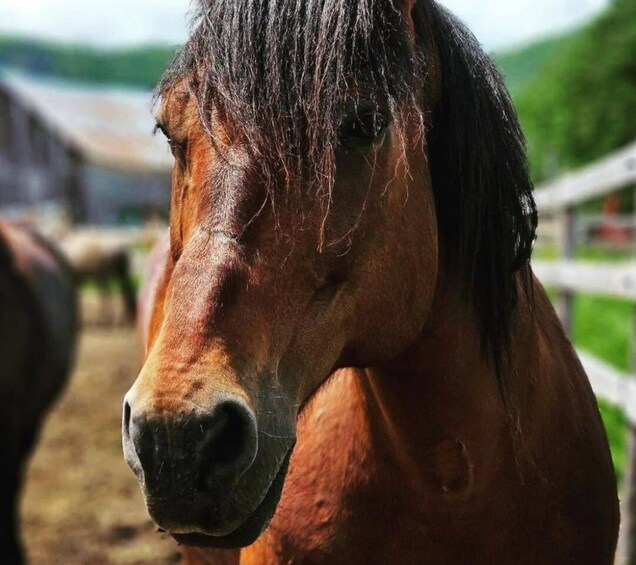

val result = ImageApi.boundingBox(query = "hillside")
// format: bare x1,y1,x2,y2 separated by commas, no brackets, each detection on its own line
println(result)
515,0,636,182
494,33,576,95
0,36,176,90
0,28,573,95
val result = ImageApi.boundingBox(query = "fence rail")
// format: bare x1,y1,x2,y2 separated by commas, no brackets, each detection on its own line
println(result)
533,260,636,301
535,140,636,212
577,352,636,425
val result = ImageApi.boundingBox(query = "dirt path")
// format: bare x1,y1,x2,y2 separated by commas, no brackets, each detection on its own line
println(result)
20,327,180,564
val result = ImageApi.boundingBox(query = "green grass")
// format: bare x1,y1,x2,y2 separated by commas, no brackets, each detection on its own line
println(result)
80,274,141,293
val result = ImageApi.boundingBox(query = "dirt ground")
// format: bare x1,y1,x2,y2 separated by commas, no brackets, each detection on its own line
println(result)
20,309,182,564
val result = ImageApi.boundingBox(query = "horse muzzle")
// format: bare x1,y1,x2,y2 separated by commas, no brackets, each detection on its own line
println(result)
122,387,295,547
123,392,258,528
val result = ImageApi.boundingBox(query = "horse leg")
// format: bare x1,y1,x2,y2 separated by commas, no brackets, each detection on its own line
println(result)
97,279,112,327
0,453,23,565
115,253,137,325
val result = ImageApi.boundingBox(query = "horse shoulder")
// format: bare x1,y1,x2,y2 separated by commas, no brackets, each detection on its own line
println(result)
512,277,620,561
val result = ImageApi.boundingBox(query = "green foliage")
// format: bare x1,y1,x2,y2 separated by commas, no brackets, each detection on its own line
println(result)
513,0,636,182
512,0,635,480
494,34,577,96
0,35,177,90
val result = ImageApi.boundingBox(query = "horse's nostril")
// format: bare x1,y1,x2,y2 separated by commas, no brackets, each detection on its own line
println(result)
122,396,147,480
123,399,132,437
122,398,257,498
197,401,258,484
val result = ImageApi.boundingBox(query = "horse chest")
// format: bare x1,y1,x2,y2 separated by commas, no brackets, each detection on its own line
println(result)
186,364,616,565
241,375,486,564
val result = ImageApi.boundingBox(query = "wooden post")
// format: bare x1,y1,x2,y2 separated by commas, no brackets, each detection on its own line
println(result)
66,157,87,225
50,140,87,226
559,205,576,335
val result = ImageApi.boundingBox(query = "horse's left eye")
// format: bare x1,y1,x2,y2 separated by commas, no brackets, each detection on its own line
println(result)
155,122,188,168
154,122,172,143
338,112,389,147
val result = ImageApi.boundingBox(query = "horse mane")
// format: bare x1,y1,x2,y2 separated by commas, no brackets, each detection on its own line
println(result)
157,0,418,189
157,0,537,375
415,3,537,379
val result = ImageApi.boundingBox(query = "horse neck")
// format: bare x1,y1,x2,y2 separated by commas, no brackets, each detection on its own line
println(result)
357,271,536,491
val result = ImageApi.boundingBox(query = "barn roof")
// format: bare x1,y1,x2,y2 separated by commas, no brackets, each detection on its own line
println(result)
0,72,174,173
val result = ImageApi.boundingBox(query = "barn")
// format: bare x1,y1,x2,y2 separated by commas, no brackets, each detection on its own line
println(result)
0,72,173,226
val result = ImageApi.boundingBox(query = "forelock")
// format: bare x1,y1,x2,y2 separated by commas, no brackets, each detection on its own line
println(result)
157,0,423,190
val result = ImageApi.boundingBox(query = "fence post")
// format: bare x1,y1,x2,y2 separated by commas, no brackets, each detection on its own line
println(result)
559,205,576,335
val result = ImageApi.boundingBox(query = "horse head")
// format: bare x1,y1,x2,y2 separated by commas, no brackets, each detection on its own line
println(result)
123,0,535,548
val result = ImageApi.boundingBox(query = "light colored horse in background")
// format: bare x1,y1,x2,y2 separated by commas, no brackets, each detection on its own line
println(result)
60,232,137,326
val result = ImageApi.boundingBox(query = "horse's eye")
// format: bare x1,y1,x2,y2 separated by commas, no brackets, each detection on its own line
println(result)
155,122,187,168
338,111,389,147
154,122,172,143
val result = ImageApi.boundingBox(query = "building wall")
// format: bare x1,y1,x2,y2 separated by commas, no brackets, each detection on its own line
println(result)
0,88,23,205
81,165,171,226
0,89,11,157
0,84,172,226
0,86,74,209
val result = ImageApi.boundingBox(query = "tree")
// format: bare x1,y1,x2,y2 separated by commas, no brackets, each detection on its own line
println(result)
515,0,636,183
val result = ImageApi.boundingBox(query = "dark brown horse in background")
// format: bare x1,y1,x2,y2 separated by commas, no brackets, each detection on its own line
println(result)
0,221,77,564
124,1,620,563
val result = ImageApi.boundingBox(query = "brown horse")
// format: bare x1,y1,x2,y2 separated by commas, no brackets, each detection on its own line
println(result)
123,1,620,563
61,234,137,326
0,221,77,564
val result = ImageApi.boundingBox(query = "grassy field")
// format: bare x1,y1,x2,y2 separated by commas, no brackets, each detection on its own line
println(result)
536,246,632,485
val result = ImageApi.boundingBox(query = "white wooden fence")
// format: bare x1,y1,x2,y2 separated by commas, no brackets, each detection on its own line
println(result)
534,141,636,564
535,140,636,212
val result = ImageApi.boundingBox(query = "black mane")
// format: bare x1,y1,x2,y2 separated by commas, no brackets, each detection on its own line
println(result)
415,3,537,376
158,0,537,374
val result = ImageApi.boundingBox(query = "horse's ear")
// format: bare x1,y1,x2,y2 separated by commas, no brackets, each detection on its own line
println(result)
397,0,418,33
406,1,442,111
397,0,417,13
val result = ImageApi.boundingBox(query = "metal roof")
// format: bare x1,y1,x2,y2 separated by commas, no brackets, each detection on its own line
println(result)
0,72,174,173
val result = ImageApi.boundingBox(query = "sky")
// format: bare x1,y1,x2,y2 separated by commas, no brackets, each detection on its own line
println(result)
0,0,610,52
